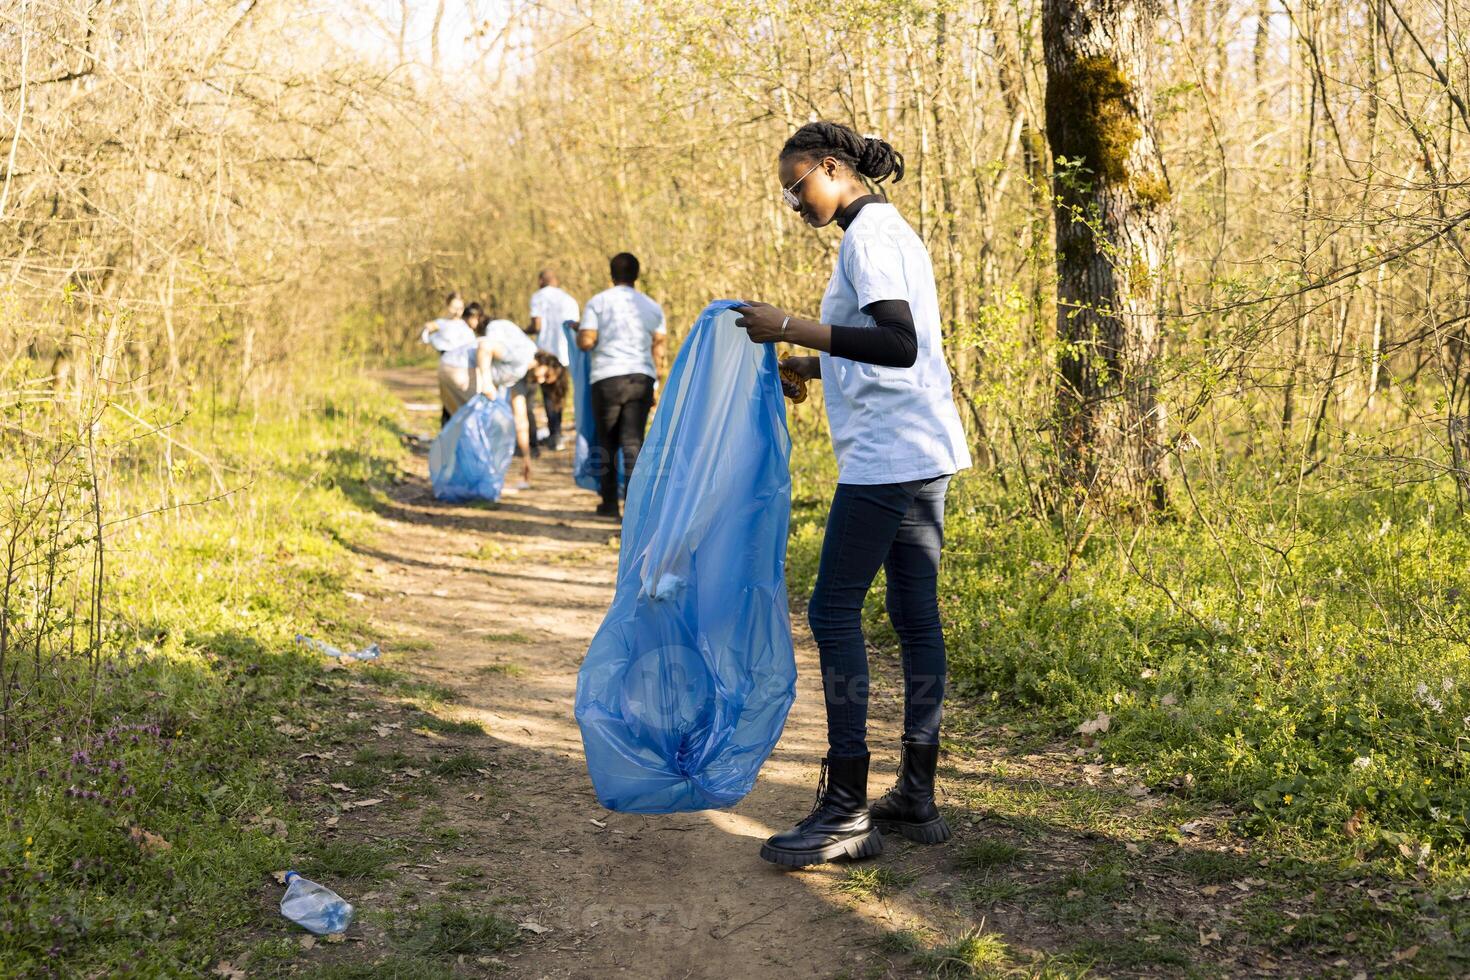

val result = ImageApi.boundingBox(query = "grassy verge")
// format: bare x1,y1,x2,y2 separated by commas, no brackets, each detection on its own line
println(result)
786,439,1470,971
788,445,1470,867
1,376,408,976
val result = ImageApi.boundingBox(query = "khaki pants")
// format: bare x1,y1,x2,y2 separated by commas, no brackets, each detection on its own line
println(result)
438,363,476,418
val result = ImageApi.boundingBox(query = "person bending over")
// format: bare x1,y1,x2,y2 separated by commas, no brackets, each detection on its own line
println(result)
477,319,564,492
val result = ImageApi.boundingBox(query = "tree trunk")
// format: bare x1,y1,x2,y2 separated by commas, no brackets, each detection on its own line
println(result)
1042,0,1172,510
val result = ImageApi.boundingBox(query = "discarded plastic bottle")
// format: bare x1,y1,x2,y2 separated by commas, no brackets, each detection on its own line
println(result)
295,634,381,661
280,871,354,935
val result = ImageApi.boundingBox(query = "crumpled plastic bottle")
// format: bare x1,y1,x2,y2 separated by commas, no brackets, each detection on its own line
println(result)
295,635,381,661
279,871,354,935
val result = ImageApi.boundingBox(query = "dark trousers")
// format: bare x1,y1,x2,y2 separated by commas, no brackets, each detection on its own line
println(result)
540,382,564,445
590,373,654,507
808,475,952,758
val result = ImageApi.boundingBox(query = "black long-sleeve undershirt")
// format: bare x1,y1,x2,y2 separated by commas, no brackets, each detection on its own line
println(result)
828,300,918,368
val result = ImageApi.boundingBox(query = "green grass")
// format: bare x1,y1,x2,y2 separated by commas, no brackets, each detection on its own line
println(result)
955,839,1023,872
303,840,398,881
390,902,521,957
465,541,522,562
1163,848,1254,884
419,715,486,736
876,928,927,954
313,956,461,979
959,876,1027,905
912,928,1012,976
476,659,528,677
354,747,413,769
787,445,1470,872
0,375,408,975
480,633,531,645
332,763,389,793
837,866,918,900
358,665,458,704
1059,935,1193,971
428,751,488,778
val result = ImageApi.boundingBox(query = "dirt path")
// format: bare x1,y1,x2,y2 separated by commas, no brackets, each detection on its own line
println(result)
340,367,952,979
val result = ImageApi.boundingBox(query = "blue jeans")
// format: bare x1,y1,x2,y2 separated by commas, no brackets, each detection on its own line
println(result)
808,475,951,758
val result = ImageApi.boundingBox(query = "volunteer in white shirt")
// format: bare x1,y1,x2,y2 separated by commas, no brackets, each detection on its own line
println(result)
419,292,476,425
575,253,667,520
474,317,562,491
529,269,580,452
735,121,971,868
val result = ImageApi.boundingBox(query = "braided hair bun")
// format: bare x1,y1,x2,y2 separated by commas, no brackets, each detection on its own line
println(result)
780,121,906,185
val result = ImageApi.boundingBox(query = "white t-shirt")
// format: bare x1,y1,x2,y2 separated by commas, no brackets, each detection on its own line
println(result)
818,202,973,485
479,319,539,391
581,285,666,385
529,285,579,366
422,318,477,364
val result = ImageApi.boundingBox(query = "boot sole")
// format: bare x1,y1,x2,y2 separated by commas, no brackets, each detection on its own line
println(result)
875,815,952,845
759,828,885,868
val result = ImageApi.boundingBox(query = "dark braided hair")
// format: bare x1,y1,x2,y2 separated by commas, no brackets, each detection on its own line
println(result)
779,121,905,185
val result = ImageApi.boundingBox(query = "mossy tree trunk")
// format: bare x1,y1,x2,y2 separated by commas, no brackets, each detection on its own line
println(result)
1042,0,1172,511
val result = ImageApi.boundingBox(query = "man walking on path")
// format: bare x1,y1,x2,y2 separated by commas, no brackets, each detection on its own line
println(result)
529,269,579,452
576,252,666,520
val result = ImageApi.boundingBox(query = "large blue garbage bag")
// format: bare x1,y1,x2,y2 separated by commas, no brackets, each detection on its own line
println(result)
563,322,626,497
429,393,515,502
574,300,796,813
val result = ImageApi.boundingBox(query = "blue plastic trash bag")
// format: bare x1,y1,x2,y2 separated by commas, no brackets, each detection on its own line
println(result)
429,393,515,502
574,300,796,813
563,321,626,497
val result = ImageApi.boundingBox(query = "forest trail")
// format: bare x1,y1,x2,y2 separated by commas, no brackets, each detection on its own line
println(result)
333,367,957,979
285,368,1395,979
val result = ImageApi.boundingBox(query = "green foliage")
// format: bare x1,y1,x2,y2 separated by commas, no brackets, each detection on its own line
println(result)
0,377,406,975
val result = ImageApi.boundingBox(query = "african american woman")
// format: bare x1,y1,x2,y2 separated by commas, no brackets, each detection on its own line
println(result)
735,121,972,868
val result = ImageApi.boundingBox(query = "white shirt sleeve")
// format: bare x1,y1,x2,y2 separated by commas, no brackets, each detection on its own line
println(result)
845,237,909,309
650,301,667,336
581,300,599,334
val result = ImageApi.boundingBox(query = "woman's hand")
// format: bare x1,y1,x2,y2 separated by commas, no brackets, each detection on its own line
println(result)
734,304,834,353
781,356,820,381
733,302,788,344
779,356,818,403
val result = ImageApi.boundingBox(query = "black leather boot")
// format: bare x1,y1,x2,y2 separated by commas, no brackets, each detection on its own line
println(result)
759,754,884,867
870,740,951,844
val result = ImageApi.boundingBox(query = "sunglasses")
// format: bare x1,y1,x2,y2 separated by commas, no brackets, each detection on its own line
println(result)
781,161,822,210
